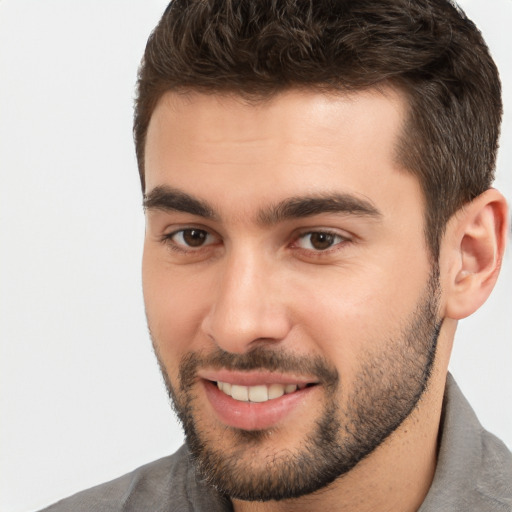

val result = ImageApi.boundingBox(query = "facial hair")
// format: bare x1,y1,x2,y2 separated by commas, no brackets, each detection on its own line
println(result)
152,268,441,501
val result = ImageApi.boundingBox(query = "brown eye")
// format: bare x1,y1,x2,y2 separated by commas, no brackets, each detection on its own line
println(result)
182,229,208,247
309,233,335,250
169,228,216,249
296,231,346,251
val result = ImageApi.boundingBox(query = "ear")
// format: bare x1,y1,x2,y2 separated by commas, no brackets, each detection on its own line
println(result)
443,189,509,320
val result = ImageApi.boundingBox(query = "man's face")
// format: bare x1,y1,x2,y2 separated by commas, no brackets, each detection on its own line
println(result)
142,89,441,500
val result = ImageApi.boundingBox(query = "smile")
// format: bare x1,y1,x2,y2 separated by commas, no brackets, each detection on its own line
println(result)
201,375,319,430
216,381,309,403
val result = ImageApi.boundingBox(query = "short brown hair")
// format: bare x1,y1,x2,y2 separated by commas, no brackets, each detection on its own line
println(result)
134,0,502,258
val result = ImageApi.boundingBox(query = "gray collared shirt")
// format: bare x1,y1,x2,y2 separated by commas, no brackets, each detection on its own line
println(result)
419,374,511,511
40,375,512,511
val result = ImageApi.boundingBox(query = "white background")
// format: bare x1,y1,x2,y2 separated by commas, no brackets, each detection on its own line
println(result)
0,1,510,511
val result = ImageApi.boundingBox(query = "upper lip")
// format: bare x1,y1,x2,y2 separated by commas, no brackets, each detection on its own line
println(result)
197,369,319,387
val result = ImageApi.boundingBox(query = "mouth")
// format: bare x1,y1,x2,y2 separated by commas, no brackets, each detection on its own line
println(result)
199,372,320,431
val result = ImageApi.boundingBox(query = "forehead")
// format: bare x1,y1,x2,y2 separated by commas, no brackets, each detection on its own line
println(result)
144,88,421,222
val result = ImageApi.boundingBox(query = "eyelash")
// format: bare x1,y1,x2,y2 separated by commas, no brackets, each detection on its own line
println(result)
292,230,351,254
161,228,219,254
161,227,352,256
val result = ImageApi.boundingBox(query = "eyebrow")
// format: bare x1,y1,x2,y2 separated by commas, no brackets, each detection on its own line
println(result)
143,186,382,224
143,186,216,219
258,194,382,225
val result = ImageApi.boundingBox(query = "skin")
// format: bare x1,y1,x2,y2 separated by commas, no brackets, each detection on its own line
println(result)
142,88,507,512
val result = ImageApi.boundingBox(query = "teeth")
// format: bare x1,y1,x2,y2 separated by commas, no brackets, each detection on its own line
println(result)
231,385,249,401
216,382,303,403
268,383,286,400
248,385,268,403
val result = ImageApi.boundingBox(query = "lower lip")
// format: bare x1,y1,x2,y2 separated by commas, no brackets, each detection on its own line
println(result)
202,380,317,431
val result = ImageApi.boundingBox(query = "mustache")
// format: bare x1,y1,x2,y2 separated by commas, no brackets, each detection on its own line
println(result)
178,346,340,391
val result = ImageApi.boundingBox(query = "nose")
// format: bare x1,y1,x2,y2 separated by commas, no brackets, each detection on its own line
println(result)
201,248,292,354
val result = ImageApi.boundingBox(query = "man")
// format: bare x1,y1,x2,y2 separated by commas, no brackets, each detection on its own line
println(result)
42,0,511,510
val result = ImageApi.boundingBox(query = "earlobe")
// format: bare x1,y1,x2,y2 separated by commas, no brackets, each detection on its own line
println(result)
444,189,508,320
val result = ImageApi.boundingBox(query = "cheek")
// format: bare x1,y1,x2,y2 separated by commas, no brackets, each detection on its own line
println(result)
142,248,211,364
288,259,430,376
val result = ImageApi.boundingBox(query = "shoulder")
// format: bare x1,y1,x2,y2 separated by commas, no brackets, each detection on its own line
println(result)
477,428,512,509
38,445,230,512
446,376,512,509
420,375,512,511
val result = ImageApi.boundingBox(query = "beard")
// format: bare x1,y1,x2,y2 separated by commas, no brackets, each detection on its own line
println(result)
152,268,442,502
